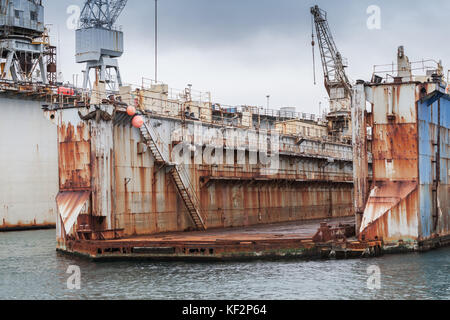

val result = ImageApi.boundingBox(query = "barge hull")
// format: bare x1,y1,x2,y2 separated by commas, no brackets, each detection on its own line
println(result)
57,217,387,261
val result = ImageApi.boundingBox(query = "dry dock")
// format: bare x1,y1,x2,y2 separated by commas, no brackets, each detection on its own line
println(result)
353,48,450,252
47,81,361,261
51,47,448,261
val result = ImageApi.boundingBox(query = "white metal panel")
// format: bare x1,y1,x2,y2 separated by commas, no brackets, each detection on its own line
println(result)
0,96,58,229
372,83,417,124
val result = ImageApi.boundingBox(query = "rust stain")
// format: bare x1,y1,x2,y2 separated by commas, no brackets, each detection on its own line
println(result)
58,122,91,191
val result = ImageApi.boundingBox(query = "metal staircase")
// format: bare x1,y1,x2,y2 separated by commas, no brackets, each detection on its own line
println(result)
139,118,207,230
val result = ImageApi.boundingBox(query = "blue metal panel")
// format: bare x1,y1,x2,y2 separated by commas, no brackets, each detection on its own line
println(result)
419,185,433,238
418,92,450,239
440,98,449,184
418,100,433,238
418,101,434,185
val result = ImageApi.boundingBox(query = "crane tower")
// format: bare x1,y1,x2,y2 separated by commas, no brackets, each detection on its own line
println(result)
0,0,49,83
311,5,352,142
76,0,128,91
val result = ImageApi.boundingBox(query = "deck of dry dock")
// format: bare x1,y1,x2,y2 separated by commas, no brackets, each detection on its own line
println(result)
114,216,355,243
60,216,385,261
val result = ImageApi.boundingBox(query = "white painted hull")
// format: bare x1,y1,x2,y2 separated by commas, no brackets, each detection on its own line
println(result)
0,95,58,230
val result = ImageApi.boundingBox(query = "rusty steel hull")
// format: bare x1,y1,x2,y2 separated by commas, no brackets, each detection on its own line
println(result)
0,94,58,231
58,237,383,262
57,216,385,261
51,105,355,252
113,122,353,235
357,81,449,249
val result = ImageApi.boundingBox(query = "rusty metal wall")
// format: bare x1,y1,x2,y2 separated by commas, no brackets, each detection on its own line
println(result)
360,82,449,243
53,107,354,239
371,83,419,181
50,108,88,241
57,120,91,191
360,83,420,242
0,95,58,230
53,106,119,240
111,120,353,237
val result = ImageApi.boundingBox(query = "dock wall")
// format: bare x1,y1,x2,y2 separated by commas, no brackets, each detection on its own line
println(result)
52,106,354,244
0,95,58,231
357,81,449,248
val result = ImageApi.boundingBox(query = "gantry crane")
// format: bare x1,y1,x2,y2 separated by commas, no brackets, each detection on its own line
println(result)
0,0,48,83
76,0,128,91
311,5,352,142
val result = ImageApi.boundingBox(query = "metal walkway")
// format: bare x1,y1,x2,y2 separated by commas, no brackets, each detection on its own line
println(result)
139,117,207,230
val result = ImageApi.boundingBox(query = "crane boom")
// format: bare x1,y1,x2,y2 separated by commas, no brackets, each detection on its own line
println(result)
310,5,353,143
311,5,351,98
80,0,128,29
109,0,128,28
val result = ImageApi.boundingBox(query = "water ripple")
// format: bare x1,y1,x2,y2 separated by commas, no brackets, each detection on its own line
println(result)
0,230,448,300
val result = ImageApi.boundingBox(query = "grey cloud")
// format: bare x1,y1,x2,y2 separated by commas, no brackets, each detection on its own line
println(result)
42,0,450,113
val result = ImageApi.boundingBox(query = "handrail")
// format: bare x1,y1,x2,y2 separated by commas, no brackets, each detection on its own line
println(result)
142,115,207,223
175,164,206,220
142,119,170,163
199,165,354,181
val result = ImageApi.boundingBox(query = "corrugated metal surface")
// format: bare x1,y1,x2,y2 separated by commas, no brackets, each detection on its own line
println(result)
0,96,58,230
418,93,449,239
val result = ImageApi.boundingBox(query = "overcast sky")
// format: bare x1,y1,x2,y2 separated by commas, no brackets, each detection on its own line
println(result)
45,0,450,114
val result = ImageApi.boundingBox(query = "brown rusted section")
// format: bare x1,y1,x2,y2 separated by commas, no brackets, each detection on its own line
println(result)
54,104,354,252
198,165,353,183
358,79,445,244
312,222,355,242
105,122,354,237
57,216,384,261
359,181,418,242
371,123,418,181
61,237,383,261
58,122,91,191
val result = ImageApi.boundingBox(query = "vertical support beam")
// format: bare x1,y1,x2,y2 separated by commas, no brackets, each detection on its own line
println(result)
115,65,122,87
2,51,14,80
433,99,441,232
38,56,48,85
83,65,90,90
352,81,368,234
90,107,115,229
155,0,158,82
